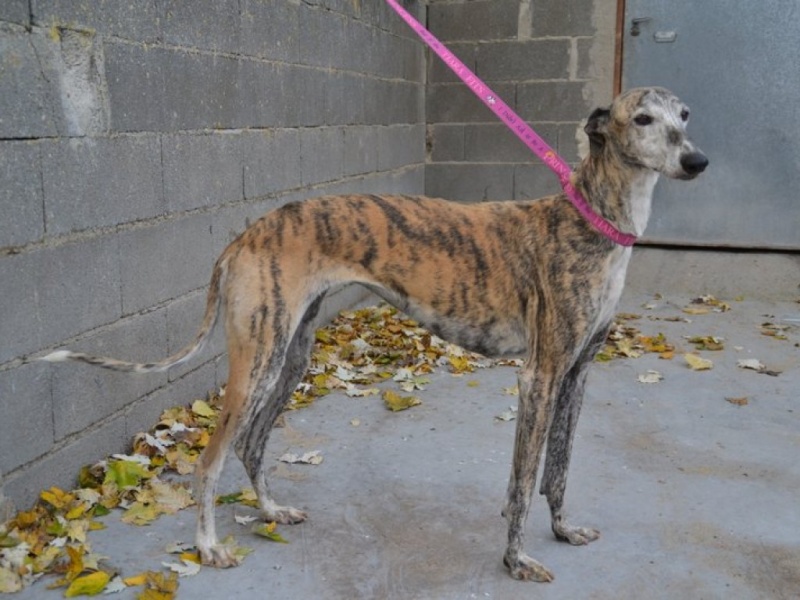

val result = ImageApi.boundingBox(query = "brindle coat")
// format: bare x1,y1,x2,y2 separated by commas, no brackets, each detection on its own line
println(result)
42,87,707,582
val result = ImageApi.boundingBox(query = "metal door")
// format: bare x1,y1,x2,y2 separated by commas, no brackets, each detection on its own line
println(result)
622,0,800,249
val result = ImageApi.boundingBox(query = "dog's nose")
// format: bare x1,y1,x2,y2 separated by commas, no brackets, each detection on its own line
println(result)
680,152,709,175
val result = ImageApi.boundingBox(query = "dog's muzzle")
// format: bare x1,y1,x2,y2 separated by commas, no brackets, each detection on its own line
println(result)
679,151,709,178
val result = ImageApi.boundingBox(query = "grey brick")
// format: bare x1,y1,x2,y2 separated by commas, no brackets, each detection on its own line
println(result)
163,131,244,213
4,414,128,509
557,122,583,164
240,0,299,62
427,42,477,84
51,309,169,440
514,164,562,200
426,82,516,123
283,65,327,127
427,124,465,162
377,124,424,171
475,40,572,82
124,361,218,442
529,0,595,37
119,214,214,315
235,60,289,128
576,37,594,80
0,363,53,473
242,129,302,199
428,0,520,42
464,122,559,163
516,81,591,122
323,72,366,126
300,127,345,186
165,290,224,382
42,135,164,235
105,43,239,132
0,141,44,249
1,238,122,362
0,30,61,138
161,0,241,54
424,164,515,202
32,0,161,43
368,80,423,126
343,126,379,177
0,0,30,26
298,7,346,69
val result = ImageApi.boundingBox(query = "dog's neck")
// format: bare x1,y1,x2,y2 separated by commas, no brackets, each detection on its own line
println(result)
573,150,660,239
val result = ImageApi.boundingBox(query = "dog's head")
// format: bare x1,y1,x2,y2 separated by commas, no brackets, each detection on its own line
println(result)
585,87,708,180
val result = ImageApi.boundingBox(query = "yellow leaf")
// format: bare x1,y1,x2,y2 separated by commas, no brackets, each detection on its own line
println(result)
40,487,74,510
121,502,161,526
64,545,85,582
466,380,480,388
149,481,194,514
191,400,216,418
252,522,289,543
0,566,22,593
64,571,110,597
123,573,149,587
382,390,421,412
179,552,201,564
684,353,713,371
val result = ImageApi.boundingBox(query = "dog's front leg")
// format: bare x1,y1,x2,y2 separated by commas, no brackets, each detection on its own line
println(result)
502,366,557,582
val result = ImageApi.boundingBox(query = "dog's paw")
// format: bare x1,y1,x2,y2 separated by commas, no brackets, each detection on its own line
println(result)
264,505,308,525
503,553,554,583
553,522,600,546
199,544,241,569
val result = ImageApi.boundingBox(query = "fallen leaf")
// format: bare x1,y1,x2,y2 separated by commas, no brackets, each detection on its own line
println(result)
737,358,781,376
349,418,361,427
382,390,422,412
102,575,126,594
234,514,259,526
278,451,323,465
122,573,149,587
252,522,289,544
161,559,201,578
637,370,664,384
495,407,517,422
0,566,22,593
190,400,217,419
64,571,111,597
686,335,725,351
684,354,713,371
725,396,749,406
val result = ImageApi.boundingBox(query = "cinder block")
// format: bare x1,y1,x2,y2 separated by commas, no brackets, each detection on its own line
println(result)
4,414,128,510
0,0,30,26
163,131,244,213
0,29,61,138
0,253,42,363
165,290,225,382
0,362,53,474
464,122,558,163
105,43,240,132
32,0,161,42
29,236,122,353
427,124,465,162
475,40,572,82
300,127,345,186
51,309,169,440
161,0,241,54
235,61,288,128
119,214,214,315
516,81,591,122
283,65,327,127
514,164,562,200
42,135,164,235
323,72,366,126
0,141,45,248
242,129,302,200
371,80,423,126
426,82,516,123
557,122,584,164
124,361,218,442
343,126,379,177
377,124,424,171
424,163,515,202
427,42,477,84
529,0,595,37
427,0,520,42
298,7,346,69
240,0,299,63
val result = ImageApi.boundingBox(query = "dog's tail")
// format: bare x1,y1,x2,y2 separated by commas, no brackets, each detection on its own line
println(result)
40,255,229,374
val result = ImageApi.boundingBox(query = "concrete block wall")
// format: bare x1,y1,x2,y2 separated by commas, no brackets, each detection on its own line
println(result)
425,0,616,202
0,0,425,510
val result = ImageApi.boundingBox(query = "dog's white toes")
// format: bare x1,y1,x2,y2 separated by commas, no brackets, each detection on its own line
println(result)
504,552,555,582
199,544,241,568
265,506,308,525
553,523,600,546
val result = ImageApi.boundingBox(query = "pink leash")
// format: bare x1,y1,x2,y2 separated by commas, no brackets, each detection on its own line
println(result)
384,0,637,247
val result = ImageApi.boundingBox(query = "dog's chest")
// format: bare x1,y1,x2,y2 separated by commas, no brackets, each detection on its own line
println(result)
593,248,632,332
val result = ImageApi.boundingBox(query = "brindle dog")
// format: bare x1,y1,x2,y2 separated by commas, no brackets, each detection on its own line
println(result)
43,87,707,581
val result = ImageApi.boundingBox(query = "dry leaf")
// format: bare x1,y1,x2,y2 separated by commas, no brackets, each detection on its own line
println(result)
684,354,713,371
161,559,201,578
382,390,422,412
495,407,517,422
725,396,749,406
251,522,289,544
637,370,664,384
64,570,111,597
278,451,323,465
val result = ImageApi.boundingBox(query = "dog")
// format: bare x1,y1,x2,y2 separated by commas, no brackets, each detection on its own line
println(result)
42,87,707,582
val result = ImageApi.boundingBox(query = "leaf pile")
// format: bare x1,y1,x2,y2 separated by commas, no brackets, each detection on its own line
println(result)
596,319,675,362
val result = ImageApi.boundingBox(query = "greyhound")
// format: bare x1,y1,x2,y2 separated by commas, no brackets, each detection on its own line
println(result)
42,87,707,581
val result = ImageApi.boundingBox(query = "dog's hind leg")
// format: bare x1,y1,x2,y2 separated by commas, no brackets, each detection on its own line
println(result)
540,327,609,546
233,295,326,525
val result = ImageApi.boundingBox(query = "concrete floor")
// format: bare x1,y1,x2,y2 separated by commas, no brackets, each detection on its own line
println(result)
13,292,800,599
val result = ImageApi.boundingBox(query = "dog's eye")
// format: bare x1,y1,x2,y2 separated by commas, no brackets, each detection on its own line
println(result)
634,114,653,126
680,109,690,122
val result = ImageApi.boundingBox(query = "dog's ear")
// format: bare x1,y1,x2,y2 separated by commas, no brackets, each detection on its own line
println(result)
584,107,610,153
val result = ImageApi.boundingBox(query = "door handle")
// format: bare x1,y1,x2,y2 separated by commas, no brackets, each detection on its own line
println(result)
631,17,652,36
